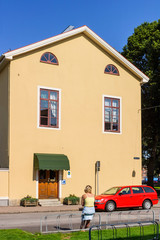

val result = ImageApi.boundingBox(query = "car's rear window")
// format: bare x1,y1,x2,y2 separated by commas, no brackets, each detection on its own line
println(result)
143,186,155,193
132,187,144,194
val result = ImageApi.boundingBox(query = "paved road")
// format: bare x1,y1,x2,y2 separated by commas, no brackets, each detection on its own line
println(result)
0,207,159,233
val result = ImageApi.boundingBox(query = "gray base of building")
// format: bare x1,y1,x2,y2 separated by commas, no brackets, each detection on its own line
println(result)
0,199,9,206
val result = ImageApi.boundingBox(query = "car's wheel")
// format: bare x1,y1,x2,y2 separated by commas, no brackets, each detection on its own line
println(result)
142,200,152,210
105,201,116,212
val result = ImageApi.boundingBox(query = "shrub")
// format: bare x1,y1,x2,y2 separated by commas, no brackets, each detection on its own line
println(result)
20,195,38,204
63,194,80,205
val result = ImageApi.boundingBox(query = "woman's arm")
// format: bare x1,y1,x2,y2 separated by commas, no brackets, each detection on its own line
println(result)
81,194,86,206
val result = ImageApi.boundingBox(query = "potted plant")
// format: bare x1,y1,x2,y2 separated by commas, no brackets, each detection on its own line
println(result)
63,194,80,205
20,195,38,207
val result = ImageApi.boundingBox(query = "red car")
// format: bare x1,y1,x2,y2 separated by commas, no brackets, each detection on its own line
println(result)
95,185,158,212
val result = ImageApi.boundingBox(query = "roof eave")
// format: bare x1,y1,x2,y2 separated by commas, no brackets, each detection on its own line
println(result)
0,56,11,72
83,27,149,83
1,25,149,83
3,26,87,60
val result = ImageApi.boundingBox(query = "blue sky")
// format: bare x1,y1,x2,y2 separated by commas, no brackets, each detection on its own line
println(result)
0,0,160,55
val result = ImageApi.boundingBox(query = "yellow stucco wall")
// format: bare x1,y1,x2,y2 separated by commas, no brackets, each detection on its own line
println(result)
8,33,142,202
0,170,9,197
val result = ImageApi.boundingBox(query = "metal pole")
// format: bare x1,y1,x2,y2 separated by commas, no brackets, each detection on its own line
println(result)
97,169,99,195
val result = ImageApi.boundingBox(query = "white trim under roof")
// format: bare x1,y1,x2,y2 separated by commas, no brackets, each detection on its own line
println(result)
1,25,149,83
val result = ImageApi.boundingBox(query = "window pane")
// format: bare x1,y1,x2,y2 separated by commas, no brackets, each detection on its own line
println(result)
105,65,119,75
50,117,57,126
132,187,144,194
113,68,118,74
105,108,111,122
50,110,57,118
50,92,57,100
40,88,59,128
50,57,57,63
105,115,111,122
104,97,120,132
105,67,110,72
50,101,57,115
105,122,111,130
119,187,131,195
41,90,48,99
39,170,46,180
44,53,49,60
41,100,48,108
113,123,118,131
112,100,119,107
41,56,47,62
107,65,111,71
50,170,56,180
112,109,119,122
40,117,48,125
105,98,111,106
143,187,154,193
40,108,48,117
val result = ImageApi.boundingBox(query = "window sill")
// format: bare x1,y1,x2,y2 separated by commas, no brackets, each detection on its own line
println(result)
38,126,61,130
103,130,122,135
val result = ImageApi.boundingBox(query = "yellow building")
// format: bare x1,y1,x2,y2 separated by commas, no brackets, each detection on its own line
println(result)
0,26,149,206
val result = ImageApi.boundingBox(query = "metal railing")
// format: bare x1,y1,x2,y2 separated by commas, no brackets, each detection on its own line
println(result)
89,221,159,240
40,209,156,234
40,212,101,233
103,209,155,225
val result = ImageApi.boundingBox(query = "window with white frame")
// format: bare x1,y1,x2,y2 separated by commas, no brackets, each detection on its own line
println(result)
39,88,60,128
104,96,120,133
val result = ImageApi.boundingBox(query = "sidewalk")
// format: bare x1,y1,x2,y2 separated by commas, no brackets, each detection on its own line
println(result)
0,204,82,214
0,200,159,214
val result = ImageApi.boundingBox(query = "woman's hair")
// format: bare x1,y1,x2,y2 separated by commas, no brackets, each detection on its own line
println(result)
84,185,92,193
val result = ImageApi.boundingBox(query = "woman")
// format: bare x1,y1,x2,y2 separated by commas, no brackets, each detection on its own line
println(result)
80,185,95,229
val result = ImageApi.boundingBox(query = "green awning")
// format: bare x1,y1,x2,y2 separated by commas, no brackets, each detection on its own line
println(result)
34,153,70,170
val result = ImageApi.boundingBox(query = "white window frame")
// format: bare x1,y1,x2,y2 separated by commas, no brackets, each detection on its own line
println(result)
37,86,61,130
102,94,122,134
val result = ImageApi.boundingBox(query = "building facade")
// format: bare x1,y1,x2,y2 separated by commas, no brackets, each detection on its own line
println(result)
0,26,149,206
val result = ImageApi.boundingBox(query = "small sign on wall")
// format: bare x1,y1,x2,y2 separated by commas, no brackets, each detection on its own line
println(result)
61,180,66,185
67,170,71,178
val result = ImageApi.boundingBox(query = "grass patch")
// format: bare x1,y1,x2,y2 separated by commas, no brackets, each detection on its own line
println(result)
0,225,159,240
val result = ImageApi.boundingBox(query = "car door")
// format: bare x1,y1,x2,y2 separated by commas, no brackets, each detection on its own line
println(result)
131,187,145,207
116,187,133,208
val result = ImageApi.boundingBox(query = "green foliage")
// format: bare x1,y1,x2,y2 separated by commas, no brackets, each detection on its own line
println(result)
122,19,160,186
63,194,80,205
21,195,38,203
0,229,35,240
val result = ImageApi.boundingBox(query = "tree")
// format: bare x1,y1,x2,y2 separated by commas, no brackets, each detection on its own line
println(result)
121,20,160,187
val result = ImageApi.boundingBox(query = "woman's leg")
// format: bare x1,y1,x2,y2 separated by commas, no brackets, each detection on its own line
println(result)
80,220,86,229
85,220,90,228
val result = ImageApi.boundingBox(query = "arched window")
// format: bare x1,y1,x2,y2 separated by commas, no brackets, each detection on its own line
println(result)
40,52,58,65
104,64,119,75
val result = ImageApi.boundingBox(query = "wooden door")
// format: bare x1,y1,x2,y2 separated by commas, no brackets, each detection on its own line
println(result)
39,170,58,199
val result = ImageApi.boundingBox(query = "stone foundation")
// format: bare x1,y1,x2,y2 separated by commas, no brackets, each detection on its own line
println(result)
0,198,9,206
9,199,20,206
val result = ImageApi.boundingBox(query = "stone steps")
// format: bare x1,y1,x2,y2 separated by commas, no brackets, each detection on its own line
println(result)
39,199,63,207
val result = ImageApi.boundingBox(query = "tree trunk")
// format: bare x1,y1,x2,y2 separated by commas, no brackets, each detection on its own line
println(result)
147,159,154,187
147,134,158,187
